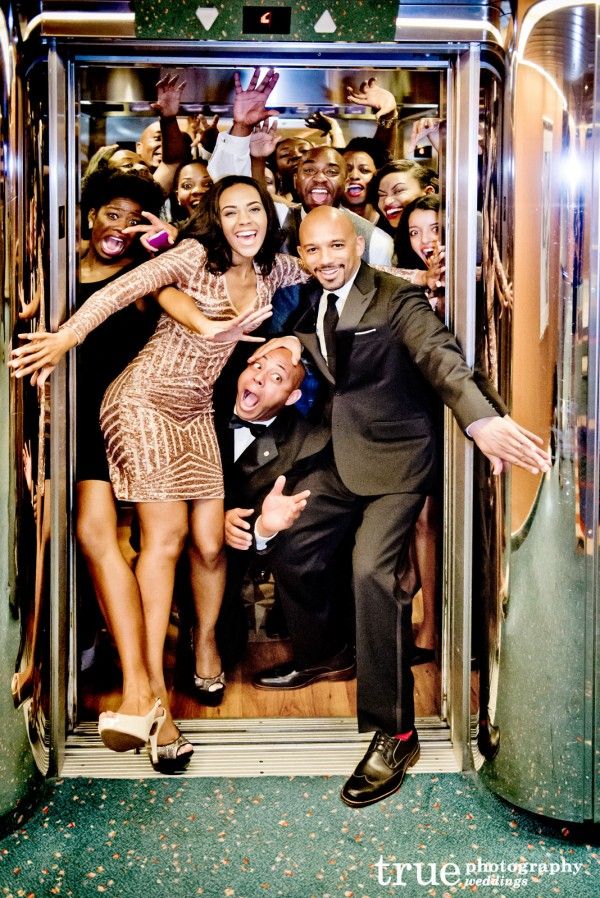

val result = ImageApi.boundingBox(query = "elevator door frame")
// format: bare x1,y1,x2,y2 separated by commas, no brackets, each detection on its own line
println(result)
44,40,496,777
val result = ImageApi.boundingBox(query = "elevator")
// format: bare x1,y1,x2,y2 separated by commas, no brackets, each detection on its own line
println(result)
1,0,599,827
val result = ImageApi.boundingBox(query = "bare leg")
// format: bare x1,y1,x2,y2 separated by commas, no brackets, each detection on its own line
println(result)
188,498,226,678
76,480,155,716
413,495,439,651
135,500,188,745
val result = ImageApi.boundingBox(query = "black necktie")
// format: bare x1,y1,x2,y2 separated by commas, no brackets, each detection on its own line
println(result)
229,413,267,438
323,292,339,375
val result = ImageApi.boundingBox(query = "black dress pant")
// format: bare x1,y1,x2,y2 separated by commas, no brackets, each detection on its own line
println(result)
270,460,425,735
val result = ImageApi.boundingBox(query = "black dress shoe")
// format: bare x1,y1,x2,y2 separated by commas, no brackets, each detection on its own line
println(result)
253,646,355,690
340,730,420,807
477,719,500,761
411,646,436,666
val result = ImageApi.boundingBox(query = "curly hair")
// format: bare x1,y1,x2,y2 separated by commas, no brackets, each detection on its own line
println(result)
393,194,441,269
178,175,282,276
81,169,165,240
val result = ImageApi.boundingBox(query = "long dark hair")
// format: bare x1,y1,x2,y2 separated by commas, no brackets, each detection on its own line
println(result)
394,194,441,269
178,175,282,275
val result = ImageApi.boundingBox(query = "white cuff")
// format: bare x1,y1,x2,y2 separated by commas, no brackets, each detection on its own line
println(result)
207,131,252,181
254,519,278,551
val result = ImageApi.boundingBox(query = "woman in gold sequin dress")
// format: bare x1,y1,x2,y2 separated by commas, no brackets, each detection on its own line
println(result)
10,176,310,769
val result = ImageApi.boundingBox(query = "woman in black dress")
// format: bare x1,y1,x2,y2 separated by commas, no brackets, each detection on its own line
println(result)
74,171,195,769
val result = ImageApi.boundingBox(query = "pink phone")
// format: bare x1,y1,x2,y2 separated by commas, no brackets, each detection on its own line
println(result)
146,229,171,250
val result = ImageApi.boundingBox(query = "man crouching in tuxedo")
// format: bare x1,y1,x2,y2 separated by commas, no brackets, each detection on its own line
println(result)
209,346,331,680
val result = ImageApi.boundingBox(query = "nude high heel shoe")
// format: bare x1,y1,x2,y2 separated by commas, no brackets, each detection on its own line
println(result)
98,698,165,753
11,672,33,710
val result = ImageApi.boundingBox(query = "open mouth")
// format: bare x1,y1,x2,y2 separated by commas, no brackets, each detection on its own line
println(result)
100,235,126,256
235,229,259,245
316,265,342,281
384,206,402,221
308,187,331,205
239,388,259,411
346,184,364,198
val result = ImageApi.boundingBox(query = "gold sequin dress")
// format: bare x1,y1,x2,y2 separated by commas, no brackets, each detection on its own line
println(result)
63,239,308,502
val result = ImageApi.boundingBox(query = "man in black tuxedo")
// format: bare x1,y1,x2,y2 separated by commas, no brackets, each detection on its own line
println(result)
213,346,331,670
251,206,551,807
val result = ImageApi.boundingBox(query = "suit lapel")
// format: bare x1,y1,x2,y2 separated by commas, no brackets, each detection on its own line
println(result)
338,262,377,331
335,263,377,380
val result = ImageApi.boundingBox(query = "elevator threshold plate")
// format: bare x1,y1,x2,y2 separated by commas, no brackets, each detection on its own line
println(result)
62,718,459,779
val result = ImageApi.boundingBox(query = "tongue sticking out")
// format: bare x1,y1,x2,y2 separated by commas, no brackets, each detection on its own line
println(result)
347,185,363,197
101,235,126,257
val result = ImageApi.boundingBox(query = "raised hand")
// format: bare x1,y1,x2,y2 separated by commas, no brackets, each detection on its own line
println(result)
201,304,273,343
408,117,442,155
151,74,186,118
256,475,311,539
304,110,333,134
346,77,397,119
189,113,220,153
424,244,445,292
247,335,303,365
122,212,178,253
468,415,551,476
225,507,254,550
232,66,279,133
250,119,280,158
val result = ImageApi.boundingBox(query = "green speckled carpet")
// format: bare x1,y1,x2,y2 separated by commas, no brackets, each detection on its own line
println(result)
0,773,598,897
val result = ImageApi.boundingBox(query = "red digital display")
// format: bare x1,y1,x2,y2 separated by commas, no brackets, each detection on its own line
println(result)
242,6,292,34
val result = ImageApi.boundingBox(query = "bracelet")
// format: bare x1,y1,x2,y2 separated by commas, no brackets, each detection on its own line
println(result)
378,113,398,129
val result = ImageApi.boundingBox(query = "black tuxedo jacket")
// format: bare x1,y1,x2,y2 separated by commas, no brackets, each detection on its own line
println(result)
217,405,330,515
293,261,499,496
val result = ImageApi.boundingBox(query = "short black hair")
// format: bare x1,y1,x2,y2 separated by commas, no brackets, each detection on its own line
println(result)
178,175,282,276
343,137,391,171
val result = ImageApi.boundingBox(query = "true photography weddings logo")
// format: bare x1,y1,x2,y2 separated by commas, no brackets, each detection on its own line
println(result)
374,855,584,890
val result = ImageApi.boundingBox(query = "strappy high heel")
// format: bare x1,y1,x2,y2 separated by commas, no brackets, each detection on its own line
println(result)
149,731,194,773
193,671,225,706
98,698,165,753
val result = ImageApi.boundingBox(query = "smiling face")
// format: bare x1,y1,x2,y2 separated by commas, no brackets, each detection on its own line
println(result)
343,151,376,207
176,162,212,214
236,347,304,421
408,208,440,263
298,206,364,291
88,197,145,261
294,148,346,211
218,183,268,264
377,171,425,229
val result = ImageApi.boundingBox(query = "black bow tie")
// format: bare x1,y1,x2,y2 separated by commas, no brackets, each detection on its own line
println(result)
229,413,268,438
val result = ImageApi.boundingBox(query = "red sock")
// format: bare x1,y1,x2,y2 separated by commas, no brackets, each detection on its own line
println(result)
394,730,414,741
